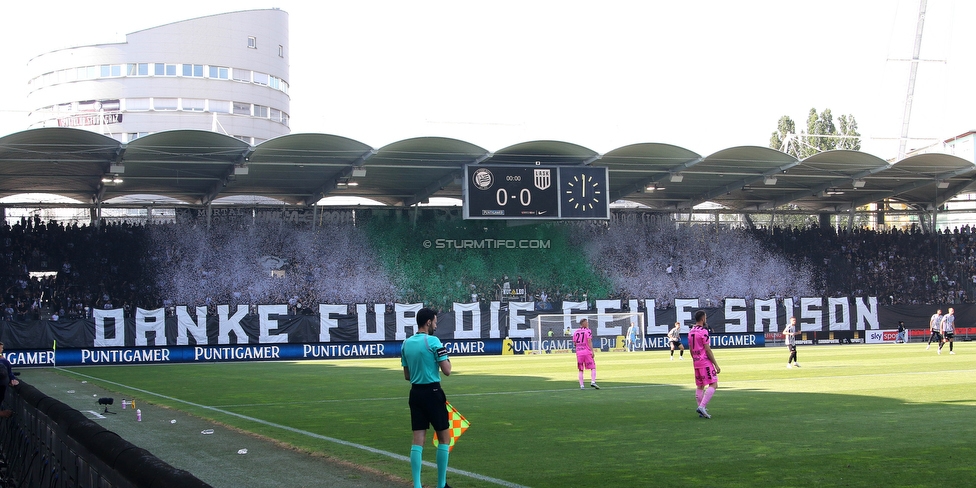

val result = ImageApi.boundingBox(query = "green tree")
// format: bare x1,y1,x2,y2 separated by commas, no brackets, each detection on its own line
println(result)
837,114,861,150
769,115,801,158
803,108,837,156
771,108,860,158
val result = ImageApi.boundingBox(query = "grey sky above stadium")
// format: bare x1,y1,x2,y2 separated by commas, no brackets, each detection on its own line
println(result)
1,0,974,161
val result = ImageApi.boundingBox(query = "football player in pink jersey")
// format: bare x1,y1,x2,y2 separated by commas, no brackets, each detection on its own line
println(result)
573,318,600,389
689,310,721,418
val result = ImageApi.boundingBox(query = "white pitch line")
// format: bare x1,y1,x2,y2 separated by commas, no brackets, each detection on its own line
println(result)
56,368,529,488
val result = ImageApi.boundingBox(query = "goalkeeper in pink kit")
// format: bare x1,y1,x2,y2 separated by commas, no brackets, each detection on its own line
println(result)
689,310,720,418
573,318,600,390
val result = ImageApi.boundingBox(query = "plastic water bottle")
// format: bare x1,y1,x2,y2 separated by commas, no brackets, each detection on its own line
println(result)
136,409,142,421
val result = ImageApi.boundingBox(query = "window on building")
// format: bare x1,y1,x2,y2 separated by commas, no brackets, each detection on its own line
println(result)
270,108,281,123
232,69,250,83
127,64,150,76
247,36,257,49
208,66,229,79
182,99,205,111
182,64,204,77
99,65,122,77
209,100,231,113
278,45,284,57
232,102,251,116
154,98,178,111
125,99,151,111
154,63,177,76
253,105,268,118
252,72,269,86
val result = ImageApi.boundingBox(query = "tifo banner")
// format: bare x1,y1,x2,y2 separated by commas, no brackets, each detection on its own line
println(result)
0,296,905,350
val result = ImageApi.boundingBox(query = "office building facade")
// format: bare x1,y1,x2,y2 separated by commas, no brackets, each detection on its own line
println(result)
26,9,290,144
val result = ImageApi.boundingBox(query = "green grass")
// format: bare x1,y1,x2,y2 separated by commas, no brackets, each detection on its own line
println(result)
49,344,976,487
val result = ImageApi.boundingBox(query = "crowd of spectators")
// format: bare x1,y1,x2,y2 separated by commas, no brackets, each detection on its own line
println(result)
2,216,153,321
755,224,976,305
574,217,816,308
144,217,395,315
4,214,976,322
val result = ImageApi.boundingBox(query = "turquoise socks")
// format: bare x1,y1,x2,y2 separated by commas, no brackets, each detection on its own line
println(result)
436,443,450,488
410,445,423,488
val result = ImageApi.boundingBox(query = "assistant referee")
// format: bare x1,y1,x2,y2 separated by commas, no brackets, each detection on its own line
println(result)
402,307,453,488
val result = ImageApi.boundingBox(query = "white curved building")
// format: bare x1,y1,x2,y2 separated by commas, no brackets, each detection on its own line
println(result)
26,9,290,145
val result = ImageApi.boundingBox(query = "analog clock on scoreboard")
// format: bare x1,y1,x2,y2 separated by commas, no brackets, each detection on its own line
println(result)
463,165,609,220
558,166,610,219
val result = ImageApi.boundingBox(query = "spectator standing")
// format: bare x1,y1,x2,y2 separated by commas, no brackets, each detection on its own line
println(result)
0,342,18,417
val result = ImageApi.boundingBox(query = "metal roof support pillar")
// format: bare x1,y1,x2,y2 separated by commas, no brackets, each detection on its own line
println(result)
847,209,855,233
91,204,100,228
769,209,776,233
818,213,831,230
916,211,929,233
206,204,213,231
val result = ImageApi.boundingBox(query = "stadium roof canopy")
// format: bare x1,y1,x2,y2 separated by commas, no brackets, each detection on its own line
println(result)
1,127,974,213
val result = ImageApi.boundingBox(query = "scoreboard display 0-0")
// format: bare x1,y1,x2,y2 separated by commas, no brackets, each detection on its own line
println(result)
463,165,609,220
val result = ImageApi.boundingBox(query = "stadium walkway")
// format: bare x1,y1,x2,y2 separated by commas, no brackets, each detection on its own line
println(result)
19,368,409,488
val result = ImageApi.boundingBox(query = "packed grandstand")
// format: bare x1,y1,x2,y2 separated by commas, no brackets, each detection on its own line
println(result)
3,208,973,324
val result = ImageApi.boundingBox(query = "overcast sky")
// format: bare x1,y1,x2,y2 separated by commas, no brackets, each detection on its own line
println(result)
1,0,972,159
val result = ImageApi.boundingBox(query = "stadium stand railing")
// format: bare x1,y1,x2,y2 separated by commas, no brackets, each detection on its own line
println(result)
0,382,211,488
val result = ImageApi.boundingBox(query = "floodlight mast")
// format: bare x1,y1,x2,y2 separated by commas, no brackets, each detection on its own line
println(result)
897,0,928,161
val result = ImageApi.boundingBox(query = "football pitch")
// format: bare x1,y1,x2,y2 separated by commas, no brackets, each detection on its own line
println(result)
43,344,976,487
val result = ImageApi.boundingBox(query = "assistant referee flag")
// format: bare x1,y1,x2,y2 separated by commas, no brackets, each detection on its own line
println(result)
432,402,470,451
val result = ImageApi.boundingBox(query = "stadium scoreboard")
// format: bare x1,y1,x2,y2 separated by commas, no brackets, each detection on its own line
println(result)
463,165,610,220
